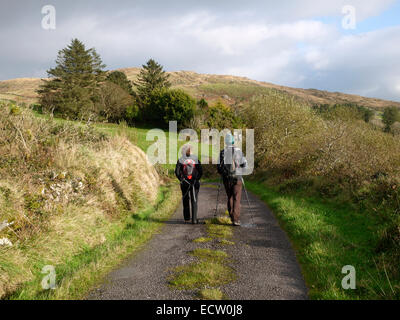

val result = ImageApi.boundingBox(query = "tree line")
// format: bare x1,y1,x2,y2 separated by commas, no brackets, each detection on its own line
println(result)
37,39,239,130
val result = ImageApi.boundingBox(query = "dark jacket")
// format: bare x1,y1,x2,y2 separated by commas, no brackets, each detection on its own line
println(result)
175,155,203,183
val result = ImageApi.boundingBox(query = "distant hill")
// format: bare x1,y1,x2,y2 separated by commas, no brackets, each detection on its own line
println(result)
1,68,399,109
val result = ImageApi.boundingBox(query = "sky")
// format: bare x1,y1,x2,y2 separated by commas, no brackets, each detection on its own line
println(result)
0,0,399,101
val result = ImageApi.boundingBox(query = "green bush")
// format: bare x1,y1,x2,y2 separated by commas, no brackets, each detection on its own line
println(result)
97,81,135,123
125,105,139,125
160,89,196,128
382,106,400,133
241,92,325,178
139,88,196,128
313,103,374,123
207,101,242,130
197,98,209,110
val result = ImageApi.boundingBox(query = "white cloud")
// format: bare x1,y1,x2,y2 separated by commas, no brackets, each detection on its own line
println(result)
0,0,399,101
308,26,400,98
255,0,396,22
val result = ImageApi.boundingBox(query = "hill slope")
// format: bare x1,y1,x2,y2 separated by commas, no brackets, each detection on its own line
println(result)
0,103,162,298
1,68,399,109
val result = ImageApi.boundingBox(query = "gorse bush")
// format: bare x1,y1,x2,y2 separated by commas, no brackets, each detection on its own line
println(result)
241,93,326,178
242,92,400,187
314,120,400,184
313,103,375,123
242,92,400,284
207,101,242,130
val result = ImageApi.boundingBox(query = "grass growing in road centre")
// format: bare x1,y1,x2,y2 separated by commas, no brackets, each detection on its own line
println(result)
168,216,236,299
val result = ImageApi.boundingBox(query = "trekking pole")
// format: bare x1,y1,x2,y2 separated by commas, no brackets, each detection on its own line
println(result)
182,179,191,199
242,178,256,225
214,177,222,217
192,184,199,224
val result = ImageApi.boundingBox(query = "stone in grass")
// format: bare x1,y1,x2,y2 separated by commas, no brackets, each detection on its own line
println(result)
0,237,12,246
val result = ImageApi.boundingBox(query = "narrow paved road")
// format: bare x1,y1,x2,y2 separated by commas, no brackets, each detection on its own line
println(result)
87,183,308,300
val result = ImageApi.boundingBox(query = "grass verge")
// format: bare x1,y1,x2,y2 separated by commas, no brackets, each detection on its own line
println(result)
245,180,399,300
6,184,180,300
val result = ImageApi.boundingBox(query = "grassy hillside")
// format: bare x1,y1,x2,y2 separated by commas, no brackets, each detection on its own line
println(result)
0,102,181,299
0,78,40,105
1,68,399,109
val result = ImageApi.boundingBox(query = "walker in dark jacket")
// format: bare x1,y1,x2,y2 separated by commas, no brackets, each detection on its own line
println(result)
175,145,203,224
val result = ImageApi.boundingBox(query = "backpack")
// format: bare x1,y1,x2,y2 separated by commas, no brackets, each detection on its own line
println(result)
182,158,196,181
221,148,240,179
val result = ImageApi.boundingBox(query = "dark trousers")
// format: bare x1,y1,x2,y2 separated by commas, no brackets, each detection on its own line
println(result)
223,177,243,223
180,180,200,221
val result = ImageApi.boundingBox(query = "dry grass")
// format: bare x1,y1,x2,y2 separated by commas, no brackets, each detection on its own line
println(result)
0,78,41,105
0,102,160,298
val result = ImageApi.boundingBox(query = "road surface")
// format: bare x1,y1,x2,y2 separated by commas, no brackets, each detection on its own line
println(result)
87,183,308,300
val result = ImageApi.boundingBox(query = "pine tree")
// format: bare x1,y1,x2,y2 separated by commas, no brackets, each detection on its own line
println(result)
106,71,134,95
38,39,106,119
134,59,171,101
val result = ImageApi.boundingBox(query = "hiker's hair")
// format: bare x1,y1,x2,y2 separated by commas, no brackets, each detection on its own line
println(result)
182,144,192,157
